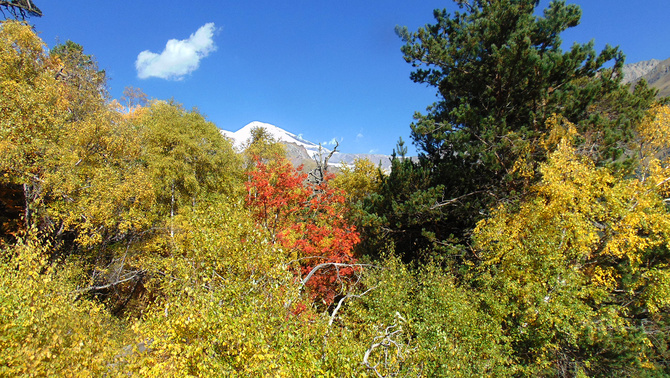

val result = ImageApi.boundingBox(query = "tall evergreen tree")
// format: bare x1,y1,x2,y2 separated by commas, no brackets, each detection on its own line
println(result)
378,0,656,259
50,41,108,122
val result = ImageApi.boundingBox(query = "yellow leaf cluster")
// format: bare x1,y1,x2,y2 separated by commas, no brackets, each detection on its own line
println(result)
638,104,670,197
0,239,129,376
473,118,670,369
332,158,383,203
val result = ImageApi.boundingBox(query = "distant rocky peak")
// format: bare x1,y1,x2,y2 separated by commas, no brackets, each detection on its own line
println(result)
622,58,661,83
622,57,670,98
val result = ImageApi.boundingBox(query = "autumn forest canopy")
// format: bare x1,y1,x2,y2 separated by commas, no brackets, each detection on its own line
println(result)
2,0,670,376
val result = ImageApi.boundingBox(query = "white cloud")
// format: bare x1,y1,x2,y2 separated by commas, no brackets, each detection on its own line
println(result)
356,133,364,140
369,149,378,154
136,23,218,80
323,137,342,146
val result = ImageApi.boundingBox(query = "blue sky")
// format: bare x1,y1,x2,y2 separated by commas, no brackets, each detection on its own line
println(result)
30,0,670,155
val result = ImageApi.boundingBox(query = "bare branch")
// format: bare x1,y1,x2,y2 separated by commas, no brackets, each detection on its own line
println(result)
362,312,412,377
0,0,42,19
328,286,376,327
656,176,670,188
309,141,339,185
323,140,338,168
300,262,374,287
72,269,145,298
284,261,378,315
429,190,490,210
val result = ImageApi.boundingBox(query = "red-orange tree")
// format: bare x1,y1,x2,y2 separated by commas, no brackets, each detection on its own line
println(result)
245,156,360,305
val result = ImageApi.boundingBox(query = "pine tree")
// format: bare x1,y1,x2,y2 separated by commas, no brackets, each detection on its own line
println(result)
381,0,657,257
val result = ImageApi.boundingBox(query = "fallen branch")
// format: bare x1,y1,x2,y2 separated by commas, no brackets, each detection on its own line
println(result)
72,269,145,299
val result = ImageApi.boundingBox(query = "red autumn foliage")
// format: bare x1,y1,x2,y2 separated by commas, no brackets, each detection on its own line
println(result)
245,156,360,306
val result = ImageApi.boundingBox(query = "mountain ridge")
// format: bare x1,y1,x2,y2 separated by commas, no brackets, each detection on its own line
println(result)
623,57,670,98
220,57,669,171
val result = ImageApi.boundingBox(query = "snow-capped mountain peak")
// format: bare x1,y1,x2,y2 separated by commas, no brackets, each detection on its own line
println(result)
220,121,394,171
220,121,330,157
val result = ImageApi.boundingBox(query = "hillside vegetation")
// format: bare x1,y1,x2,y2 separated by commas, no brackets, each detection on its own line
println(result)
2,0,670,376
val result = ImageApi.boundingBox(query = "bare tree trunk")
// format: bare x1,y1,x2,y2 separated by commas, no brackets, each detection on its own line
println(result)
170,181,175,239
309,141,338,185
22,183,30,228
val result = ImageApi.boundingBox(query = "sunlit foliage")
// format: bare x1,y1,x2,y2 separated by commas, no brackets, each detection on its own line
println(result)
0,20,67,186
0,234,128,376
138,101,242,219
2,8,670,376
332,158,382,205
241,125,286,164
474,124,670,375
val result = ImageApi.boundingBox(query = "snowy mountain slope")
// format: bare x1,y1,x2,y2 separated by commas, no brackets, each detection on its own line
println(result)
220,121,329,158
220,121,393,170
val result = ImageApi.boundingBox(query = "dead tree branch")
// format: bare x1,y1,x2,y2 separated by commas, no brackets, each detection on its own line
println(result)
329,286,376,327
0,0,42,20
429,190,490,210
309,141,339,185
72,269,145,300
363,312,414,378
299,262,374,287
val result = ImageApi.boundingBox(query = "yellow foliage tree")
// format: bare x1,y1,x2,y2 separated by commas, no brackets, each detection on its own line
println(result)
474,115,670,374
1,21,155,249
241,125,286,165
137,101,242,223
124,197,332,376
332,158,382,204
0,20,67,189
0,234,130,376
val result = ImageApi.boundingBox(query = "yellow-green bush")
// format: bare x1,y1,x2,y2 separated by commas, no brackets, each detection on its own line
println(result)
0,236,129,376
124,198,334,376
